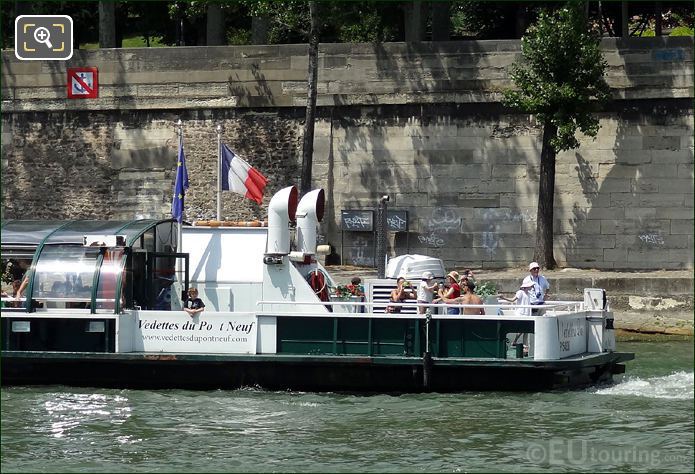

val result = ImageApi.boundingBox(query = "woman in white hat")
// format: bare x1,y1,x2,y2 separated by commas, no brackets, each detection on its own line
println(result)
416,271,438,314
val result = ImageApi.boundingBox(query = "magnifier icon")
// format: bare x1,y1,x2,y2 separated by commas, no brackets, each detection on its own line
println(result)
33,27,53,49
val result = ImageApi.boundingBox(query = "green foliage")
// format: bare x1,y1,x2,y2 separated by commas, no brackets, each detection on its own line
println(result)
475,281,497,299
451,1,535,39
503,1,610,154
670,26,694,36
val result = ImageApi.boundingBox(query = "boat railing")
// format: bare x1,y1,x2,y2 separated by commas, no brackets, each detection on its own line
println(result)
257,300,584,316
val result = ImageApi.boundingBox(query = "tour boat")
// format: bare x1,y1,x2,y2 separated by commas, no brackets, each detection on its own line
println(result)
0,186,633,392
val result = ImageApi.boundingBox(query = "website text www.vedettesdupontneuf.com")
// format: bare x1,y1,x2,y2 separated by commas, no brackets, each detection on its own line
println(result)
142,334,248,344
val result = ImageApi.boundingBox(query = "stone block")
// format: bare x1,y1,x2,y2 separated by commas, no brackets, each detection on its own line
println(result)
490,164,527,179
403,123,459,138
589,208,625,220
414,149,481,165
564,247,607,262
456,196,501,208
498,194,538,208
643,135,682,151
624,207,657,219
671,220,694,235
639,194,685,207
678,164,694,178
669,251,693,268
462,220,521,234
471,233,533,249
603,248,628,262
393,192,428,207
627,248,672,263
111,147,171,169
658,208,695,219
570,235,615,249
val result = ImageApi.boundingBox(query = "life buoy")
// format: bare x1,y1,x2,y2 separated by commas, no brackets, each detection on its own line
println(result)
308,269,330,303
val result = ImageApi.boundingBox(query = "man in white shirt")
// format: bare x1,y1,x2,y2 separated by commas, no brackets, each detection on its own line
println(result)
522,262,550,315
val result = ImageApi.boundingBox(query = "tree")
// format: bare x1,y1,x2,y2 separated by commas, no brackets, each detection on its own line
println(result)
300,1,319,195
99,1,117,48
503,2,610,269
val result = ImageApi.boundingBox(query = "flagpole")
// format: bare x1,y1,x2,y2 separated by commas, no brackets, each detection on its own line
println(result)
216,124,222,221
176,119,183,272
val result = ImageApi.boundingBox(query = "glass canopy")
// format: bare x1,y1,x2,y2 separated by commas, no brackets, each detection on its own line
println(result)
1,219,182,313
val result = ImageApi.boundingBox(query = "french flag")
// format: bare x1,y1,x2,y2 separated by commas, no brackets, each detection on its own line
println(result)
221,144,268,205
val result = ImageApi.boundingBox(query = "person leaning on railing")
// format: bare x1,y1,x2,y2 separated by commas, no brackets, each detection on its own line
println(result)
183,287,205,318
498,280,535,316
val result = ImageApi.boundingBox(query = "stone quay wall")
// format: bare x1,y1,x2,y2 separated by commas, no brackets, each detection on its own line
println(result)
1,37,693,270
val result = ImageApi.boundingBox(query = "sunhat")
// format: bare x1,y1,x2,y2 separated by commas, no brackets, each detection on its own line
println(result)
447,271,460,282
529,262,540,270
421,271,434,280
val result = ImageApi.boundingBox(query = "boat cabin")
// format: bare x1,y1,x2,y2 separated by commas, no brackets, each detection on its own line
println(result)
1,219,187,314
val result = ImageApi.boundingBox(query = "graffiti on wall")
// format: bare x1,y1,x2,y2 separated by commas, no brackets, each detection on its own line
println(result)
425,207,461,233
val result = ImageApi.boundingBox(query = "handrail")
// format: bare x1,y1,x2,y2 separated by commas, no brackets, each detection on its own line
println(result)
257,300,579,311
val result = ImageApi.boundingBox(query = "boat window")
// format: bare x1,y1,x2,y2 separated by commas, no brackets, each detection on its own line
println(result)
32,245,100,309
1,255,33,308
95,248,127,310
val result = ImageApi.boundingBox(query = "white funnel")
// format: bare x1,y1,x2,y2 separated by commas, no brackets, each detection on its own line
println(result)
266,185,298,255
296,189,325,255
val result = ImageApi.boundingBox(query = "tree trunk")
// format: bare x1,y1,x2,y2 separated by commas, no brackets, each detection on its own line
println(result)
99,1,117,48
251,16,270,44
301,1,319,195
620,1,629,37
654,2,662,36
431,2,450,41
404,1,425,42
535,119,558,269
206,3,225,46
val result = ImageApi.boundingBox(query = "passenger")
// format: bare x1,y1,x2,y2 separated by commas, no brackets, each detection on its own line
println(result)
183,287,205,317
499,280,535,316
441,280,485,315
499,280,535,356
15,275,30,300
346,276,362,295
523,262,550,315
461,268,475,282
416,271,438,314
346,276,365,313
460,280,485,315
12,260,31,301
436,271,462,315
386,277,416,314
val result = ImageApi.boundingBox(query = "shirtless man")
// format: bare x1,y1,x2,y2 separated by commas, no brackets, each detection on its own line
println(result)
440,280,485,315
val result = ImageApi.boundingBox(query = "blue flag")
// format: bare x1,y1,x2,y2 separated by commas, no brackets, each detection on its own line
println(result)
171,136,189,223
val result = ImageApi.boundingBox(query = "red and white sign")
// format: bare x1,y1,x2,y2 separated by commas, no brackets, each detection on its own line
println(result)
67,67,98,99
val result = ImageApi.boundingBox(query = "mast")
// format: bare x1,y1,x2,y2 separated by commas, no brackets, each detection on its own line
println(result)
216,124,222,221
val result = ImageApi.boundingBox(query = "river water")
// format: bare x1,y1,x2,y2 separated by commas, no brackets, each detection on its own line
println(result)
1,341,692,473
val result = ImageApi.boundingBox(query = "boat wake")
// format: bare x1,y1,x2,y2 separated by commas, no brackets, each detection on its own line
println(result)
595,371,694,399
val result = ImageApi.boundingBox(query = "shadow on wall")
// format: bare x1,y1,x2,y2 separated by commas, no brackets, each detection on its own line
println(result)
323,41,543,269
565,38,693,270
